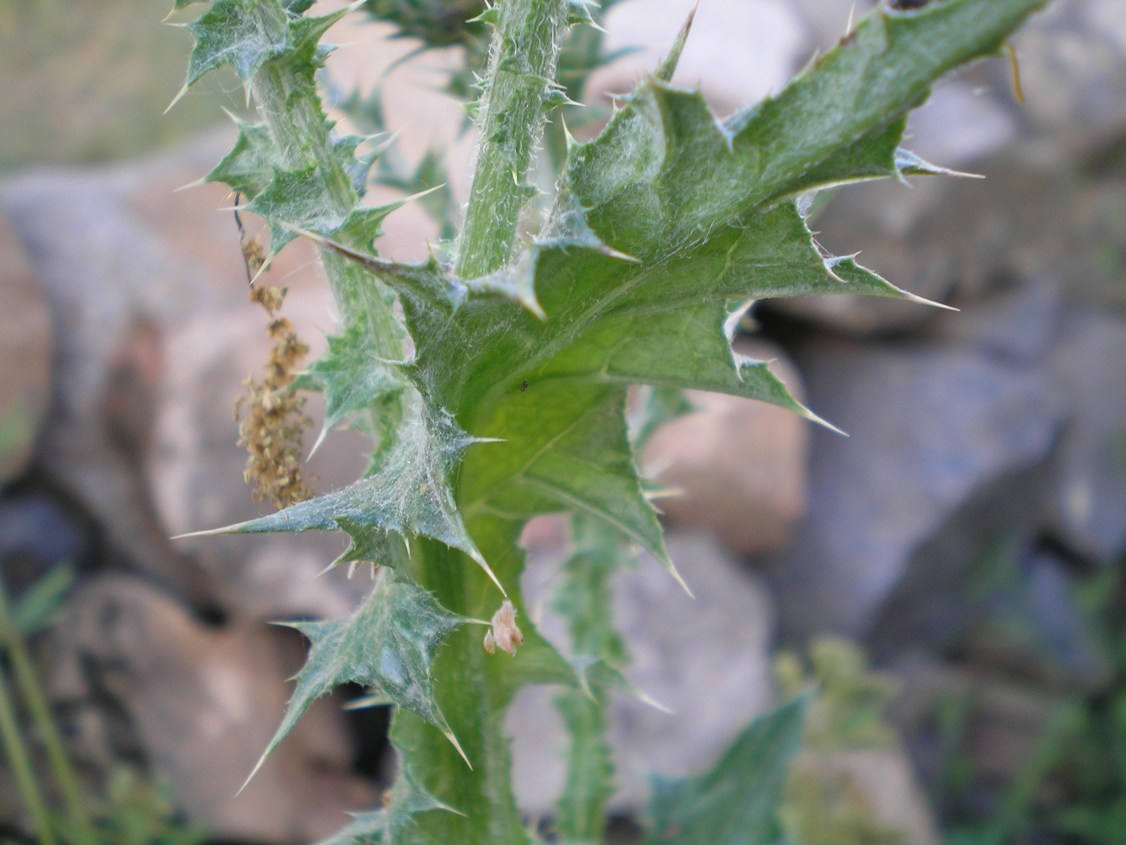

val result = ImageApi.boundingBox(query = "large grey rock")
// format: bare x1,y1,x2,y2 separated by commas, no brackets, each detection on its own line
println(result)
510,530,777,814
928,279,1063,367
642,340,810,556
0,210,52,486
1044,310,1126,561
766,337,1065,639
1015,0,1126,150
2,136,250,606
876,535,1111,693
768,141,1072,336
49,575,376,844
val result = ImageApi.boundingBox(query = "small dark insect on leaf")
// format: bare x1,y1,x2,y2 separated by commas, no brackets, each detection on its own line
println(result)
888,0,932,9
520,379,529,392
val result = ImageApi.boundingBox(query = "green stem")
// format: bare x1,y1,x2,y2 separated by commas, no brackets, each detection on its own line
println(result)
252,63,403,350
392,530,529,844
454,0,570,279
553,517,623,841
0,661,57,845
250,31,407,465
0,584,92,845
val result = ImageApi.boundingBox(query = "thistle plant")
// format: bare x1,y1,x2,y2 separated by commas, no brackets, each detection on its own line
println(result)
169,0,1049,842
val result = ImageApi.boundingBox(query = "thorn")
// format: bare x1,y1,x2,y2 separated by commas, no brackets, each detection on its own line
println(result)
560,117,578,149
172,176,207,193
307,425,330,460
655,0,700,82
443,727,473,769
237,751,270,796
171,522,240,540
657,551,694,598
797,405,848,438
469,548,508,597
164,84,190,114
1005,42,1025,104
636,686,675,714
593,242,640,263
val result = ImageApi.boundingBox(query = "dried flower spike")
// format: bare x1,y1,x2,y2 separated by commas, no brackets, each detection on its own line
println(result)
235,286,314,508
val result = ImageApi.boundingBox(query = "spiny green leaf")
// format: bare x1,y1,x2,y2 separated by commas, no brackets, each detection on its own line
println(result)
326,518,410,576
247,570,465,786
315,761,459,845
463,383,678,587
183,0,290,89
562,0,1047,260
178,0,343,104
629,386,695,453
185,392,504,591
299,316,406,447
205,117,276,197
247,165,350,256
642,696,809,845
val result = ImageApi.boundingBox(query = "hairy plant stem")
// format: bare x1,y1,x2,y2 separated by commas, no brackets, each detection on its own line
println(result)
553,518,621,841
251,52,407,465
392,525,531,844
374,3,578,841
252,64,403,351
454,0,570,278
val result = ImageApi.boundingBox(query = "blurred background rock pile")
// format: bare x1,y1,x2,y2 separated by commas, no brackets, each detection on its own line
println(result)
1,0,1124,842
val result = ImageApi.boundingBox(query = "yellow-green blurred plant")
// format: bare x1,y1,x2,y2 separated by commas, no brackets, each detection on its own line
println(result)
775,637,905,845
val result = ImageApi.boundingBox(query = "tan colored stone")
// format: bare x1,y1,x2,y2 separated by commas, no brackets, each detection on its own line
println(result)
641,339,810,556
50,575,376,844
0,211,52,485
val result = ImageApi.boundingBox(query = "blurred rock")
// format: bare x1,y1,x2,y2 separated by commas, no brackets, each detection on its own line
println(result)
768,142,1072,335
2,134,376,619
766,337,1065,639
928,279,1062,366
790,0,871,51
1044,310,1126,561
510,530,777,813
2,135,247,607
0,211,52,486
878,537,1111,694
50,575,376,844
642,340,809,556
907,80,1020,168
599,0,808,114
1015,0,1126,151
0,488,95,598
888,657,1067,810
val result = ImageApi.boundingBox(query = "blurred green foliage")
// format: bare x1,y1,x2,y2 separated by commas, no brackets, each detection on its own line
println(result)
775,637,906,845
941,561,1126,845
0,1,235,172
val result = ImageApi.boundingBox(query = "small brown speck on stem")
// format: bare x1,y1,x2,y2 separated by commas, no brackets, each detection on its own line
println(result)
483,600,524,656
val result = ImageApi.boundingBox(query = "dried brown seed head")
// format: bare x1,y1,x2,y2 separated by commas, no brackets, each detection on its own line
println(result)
483,600,524,656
